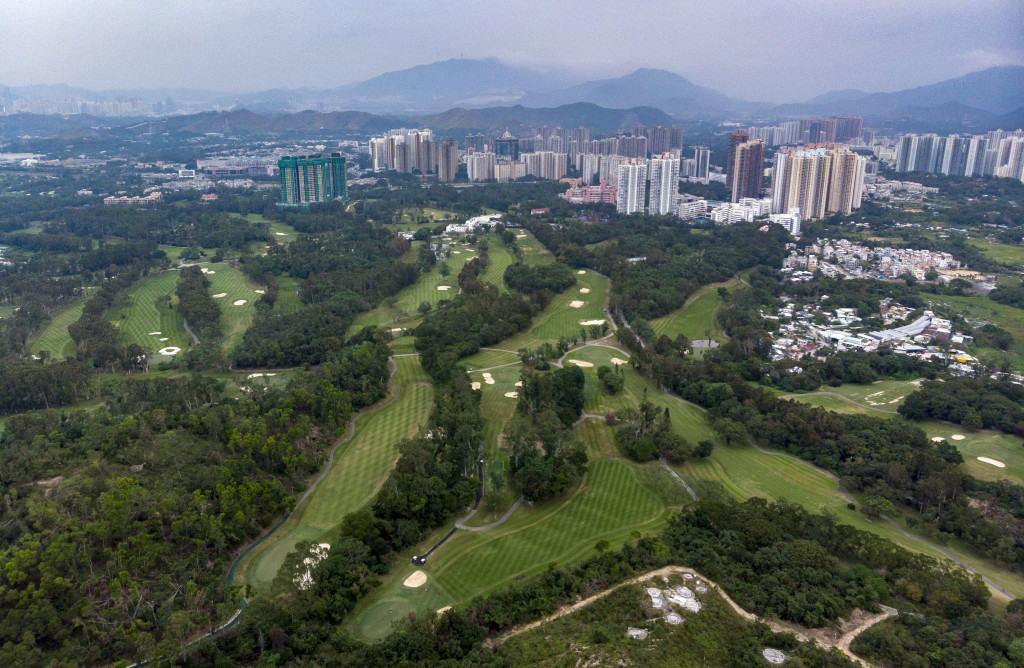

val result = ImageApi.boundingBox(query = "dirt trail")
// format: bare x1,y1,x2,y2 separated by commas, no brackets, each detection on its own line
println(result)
487,565,896,666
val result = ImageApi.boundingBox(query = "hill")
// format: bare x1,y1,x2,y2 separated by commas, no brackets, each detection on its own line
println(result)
779,66,1024,119
523,68,752,117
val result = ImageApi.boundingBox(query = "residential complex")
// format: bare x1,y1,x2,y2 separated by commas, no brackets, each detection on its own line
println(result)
894,130,1024,182
278,153,346,205
771,145,866,218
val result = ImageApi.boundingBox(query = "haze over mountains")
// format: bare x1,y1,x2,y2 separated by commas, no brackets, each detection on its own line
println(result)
2,58,1023,134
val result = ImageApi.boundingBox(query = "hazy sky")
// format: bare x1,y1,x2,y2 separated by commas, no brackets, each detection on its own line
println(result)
1,0,1021,102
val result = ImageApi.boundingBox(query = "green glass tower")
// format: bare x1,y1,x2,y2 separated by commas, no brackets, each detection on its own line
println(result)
279,153,347,206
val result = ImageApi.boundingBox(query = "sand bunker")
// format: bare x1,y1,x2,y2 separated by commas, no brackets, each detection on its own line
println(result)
504,391,519,398
931,436,946,442
568,360,594,368
201,267,210,273
451,250,461,254
482,373,495,385
390,328,403,333
233,300,247,306
148,331,161,336
977,457,1006,468
255,289,265,294
159,337,169,342
437,285,451,291
516,234,528,238
436,606,452,615
579,288,590,294
951,434,966,440
275,232,287,236
611,358,628,365
471,382,481,391
569,300,585,308
404,570,427,588
579,319,606,326
158,347,181,355
515,381,523,387
212,293,227,298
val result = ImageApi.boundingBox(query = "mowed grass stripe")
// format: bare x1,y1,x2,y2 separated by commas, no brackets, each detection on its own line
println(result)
240,357,433,591
274,275,305,314
30,299,86,359
105,270,190,358
429,453,666,602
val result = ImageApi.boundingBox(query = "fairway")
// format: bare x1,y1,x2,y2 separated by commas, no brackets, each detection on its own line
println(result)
651,278,746,342
105,270,190,361
235,356,433,592
29,299,86,360
346,240,477,335
203,263,264,351
468,269,611,357
921,421,1024,486
273,275,305,314
782,379,921,412
348,419,678,641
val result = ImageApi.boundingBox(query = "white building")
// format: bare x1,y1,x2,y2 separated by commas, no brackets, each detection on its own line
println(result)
616,159,648,214
646,153,680,215
466,152,496,182
676,195,708,220
769,208,802,236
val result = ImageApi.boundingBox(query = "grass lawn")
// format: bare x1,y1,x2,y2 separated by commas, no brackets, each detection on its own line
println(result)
650,278,746,343
920,421,1024,486
970,240,1024,267
29,299,87,360
105,270,190,362
675,437,1024,599
346,419,680,642
469,269,610,356
204,263,264,352
782,379,921,412
235,357,433,593
274,275,305,314
461,348,520,371
346,240,476,336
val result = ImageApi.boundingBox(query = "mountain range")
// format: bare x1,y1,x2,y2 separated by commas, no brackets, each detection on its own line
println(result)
2,60,1023,132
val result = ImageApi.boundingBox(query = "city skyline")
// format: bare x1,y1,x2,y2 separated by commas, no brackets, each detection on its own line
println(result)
0,1,1021,102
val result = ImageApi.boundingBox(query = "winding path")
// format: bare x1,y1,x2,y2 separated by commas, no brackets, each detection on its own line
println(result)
660,391,1016,601
129,357,408,666
487,564,896,666
456,497,526,531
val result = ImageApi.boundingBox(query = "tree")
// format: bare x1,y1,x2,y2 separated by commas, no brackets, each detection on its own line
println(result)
417,301,432,316
695,440,715,458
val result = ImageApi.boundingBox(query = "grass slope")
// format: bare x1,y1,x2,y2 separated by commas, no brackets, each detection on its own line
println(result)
29,300,86,360
348,421,679,642
650,278,746,343
235,356,433,592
